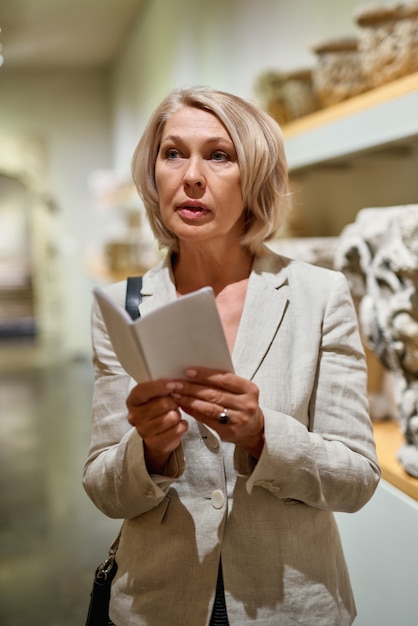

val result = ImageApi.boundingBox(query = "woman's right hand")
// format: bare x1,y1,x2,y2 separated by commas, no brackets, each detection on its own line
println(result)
126,380,188,474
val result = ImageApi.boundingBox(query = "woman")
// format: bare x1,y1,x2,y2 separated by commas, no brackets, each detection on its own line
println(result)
83,86,380,626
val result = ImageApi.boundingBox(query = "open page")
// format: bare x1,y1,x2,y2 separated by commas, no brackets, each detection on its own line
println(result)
93,287,150,382
136,287,234,379
93,286,234,383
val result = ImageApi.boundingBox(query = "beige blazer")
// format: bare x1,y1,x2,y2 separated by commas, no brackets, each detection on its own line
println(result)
83,249,380,626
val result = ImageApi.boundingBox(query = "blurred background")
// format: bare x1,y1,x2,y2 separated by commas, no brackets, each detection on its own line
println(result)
0,0,417,624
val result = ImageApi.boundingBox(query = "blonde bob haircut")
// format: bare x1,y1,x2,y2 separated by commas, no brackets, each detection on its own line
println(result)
132,86,290,255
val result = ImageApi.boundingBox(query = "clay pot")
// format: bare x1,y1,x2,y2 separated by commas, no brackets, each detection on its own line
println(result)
254,69,319,123
355,2,418,88
311,36,369,106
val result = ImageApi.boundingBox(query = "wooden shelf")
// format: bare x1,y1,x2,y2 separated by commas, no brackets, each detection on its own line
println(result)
283,71,418,137
282,71,418,171
373,420,418,501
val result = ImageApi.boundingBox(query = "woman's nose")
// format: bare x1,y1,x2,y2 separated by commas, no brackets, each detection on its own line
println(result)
183,158,205,189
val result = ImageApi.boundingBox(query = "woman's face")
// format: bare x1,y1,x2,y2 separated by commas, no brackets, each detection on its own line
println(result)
155,106,245,250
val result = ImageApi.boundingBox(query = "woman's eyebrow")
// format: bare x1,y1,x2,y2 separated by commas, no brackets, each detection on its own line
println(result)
161,134,233,146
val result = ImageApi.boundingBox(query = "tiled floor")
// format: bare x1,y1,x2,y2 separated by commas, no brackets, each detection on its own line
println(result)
0,355,120,626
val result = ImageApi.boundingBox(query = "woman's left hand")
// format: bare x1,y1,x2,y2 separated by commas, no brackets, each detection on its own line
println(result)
171,367,265,458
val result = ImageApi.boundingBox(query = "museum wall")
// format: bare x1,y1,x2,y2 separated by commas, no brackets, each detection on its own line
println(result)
0,69,113,359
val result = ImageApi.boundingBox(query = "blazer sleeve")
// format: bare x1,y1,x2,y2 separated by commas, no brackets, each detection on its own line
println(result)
246,270,381,512
82,281,185,519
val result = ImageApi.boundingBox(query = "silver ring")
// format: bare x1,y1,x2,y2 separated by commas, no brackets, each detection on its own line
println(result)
218,408,230,424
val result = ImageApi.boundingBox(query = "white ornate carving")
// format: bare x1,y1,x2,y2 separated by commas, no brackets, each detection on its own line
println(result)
336,205,418,477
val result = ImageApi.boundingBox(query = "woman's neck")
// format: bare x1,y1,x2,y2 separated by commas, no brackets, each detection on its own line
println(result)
172,244,253,296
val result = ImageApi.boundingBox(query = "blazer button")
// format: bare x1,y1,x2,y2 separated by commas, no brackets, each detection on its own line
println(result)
207,436,219,451
211,489,225,509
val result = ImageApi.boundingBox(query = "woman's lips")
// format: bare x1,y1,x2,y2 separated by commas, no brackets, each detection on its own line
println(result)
176,203,210,220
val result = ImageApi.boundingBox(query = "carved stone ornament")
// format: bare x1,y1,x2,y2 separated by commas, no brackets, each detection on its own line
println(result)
336,205,418,477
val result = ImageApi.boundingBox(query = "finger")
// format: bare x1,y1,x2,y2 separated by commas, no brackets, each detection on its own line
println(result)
172,383,227,409
129,406,187,447
133,396,180,421
175,394,231,423
144,417,189,461
143,408,185,438
127,379,182,408
172,378,256,413
173,384,259,429
183,367,249,394
128,395,180,429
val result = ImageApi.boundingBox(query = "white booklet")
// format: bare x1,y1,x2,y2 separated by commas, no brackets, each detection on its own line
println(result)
93,285,234,383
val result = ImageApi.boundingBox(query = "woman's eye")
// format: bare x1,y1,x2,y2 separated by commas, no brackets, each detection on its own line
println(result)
166,149,181,159
211,151,229,162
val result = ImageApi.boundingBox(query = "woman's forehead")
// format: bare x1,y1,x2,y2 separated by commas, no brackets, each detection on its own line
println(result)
162,106,231,139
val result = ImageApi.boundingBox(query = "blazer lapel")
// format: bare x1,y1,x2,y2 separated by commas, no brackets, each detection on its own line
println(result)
232,253,289,380
138,257,177,316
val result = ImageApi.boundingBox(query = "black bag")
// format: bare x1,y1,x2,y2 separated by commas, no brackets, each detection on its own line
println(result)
85,276,142,626
85,533,120,626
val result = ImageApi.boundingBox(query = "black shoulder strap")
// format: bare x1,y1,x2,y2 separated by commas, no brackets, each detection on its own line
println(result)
125,276,143,321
